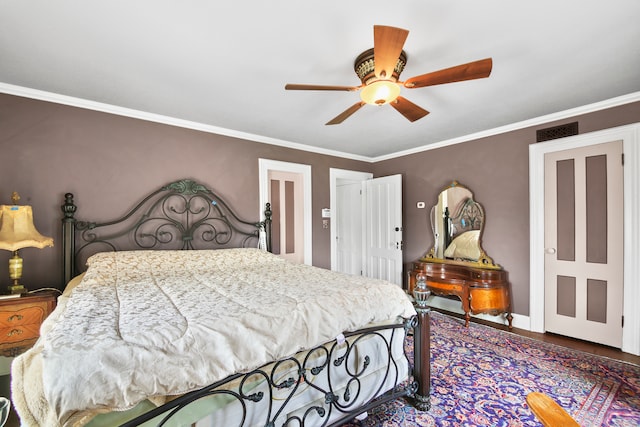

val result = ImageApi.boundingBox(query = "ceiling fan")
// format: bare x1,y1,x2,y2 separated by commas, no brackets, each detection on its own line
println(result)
285,25,493,125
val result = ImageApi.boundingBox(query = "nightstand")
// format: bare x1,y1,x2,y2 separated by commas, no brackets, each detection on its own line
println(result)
0,291,57,357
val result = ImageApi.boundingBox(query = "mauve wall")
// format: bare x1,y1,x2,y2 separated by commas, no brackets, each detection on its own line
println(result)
1,92,638,317
373,101,640,315
0,93,370,290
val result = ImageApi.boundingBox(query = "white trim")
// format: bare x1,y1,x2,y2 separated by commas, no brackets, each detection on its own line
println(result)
529,123,640,356
258,159,312,265
2,82,638,163
0,82,371,163
428,296,530,331
373,92,640,162
329,169,372,271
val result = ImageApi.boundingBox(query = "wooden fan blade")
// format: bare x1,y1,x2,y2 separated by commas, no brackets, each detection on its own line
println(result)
326,102,366,125
285,83,360,91
374,25,409,79
404,58,493,89
390,96,430,122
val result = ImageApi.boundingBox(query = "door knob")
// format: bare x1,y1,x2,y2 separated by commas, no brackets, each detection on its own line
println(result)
545,248,557,254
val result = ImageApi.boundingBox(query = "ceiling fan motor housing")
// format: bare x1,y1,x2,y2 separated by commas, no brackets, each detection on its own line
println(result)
354,48,407,85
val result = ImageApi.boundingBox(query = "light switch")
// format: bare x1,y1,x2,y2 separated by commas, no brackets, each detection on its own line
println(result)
416,201,425,209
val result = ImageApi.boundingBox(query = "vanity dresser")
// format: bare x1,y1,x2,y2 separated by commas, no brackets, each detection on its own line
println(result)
409,181,513,329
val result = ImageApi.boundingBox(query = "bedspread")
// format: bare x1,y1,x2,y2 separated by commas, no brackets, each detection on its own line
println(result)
12,248,415,426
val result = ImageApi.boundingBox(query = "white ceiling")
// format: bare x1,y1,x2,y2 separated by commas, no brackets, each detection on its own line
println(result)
1,1,639,160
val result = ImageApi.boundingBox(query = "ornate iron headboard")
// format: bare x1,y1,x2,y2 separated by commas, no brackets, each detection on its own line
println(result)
61,179,272,284
448,197,484,238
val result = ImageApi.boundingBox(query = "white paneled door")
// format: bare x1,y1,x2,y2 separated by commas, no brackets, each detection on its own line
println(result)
268,170,305,264
544,141,623,347
259,159,312,265
335,180,364,276
363,174,403,286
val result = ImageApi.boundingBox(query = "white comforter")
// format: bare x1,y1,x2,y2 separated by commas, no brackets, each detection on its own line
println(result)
12,248,415,426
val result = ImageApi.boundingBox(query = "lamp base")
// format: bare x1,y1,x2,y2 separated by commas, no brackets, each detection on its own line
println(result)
8,281,25,295
7,251,26,294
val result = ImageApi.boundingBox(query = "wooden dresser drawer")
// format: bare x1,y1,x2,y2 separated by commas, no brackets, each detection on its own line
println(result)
0,291,57,357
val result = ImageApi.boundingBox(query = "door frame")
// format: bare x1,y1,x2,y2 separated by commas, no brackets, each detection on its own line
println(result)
259,159,312,265
329,168,372,271
529,123,640,355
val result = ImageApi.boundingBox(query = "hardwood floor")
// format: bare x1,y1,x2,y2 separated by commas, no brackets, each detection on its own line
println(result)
509,327,640,365
436,308,640,365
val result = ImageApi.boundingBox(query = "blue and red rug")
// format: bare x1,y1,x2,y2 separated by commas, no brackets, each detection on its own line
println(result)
342,311,640,426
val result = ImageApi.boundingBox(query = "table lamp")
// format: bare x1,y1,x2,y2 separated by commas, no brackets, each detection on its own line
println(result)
0,192,54,294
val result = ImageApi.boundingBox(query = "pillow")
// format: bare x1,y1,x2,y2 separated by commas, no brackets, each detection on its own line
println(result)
444,230,481,260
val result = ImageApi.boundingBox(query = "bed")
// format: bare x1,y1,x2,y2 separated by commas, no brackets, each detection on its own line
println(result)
11,178,431,427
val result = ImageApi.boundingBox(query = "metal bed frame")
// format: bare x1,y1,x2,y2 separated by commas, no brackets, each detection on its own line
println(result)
59,178,431,426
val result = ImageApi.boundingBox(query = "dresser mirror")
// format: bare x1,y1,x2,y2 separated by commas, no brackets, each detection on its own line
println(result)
423,181,500,269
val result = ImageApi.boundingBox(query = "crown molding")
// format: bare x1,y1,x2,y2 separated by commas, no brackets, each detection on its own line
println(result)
0,83,371,163
2,82,638,164
373,91,640,162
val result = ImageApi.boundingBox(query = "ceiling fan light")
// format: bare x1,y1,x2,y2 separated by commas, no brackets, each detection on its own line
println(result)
360,80,400,105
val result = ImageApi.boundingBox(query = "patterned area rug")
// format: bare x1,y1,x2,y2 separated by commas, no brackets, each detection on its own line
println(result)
341,311,640,427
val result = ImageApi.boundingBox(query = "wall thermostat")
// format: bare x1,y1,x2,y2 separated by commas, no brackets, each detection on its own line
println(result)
321,208,331,218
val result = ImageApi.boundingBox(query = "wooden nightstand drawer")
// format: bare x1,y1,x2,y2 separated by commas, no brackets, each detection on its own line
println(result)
0,291,57,356
0,323,40,344
0,305,47,327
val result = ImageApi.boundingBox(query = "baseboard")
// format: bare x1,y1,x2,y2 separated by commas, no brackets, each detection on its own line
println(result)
428,295,530,330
